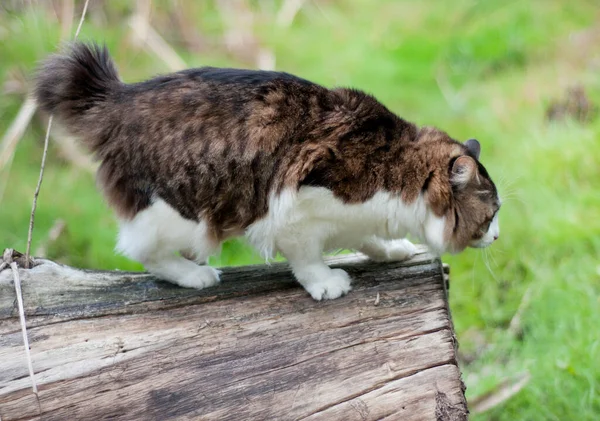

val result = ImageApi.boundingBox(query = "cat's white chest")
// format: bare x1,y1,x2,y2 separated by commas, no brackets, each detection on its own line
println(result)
246,186,443,259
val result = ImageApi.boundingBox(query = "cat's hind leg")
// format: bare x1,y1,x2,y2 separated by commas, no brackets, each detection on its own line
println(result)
143,255,220,289
116,199,221,289
359,236,418,262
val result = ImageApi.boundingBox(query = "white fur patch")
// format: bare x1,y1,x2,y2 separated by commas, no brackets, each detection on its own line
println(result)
423,211,447,254
116,199,215,261
359,237,418,262
116,198,220,288
245,186,448,257
245,188,296,260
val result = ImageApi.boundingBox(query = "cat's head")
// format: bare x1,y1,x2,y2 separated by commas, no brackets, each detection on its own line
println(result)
419,129,501,254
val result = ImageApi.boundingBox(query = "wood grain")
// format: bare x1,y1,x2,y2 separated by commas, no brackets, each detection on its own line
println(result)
0,249,467,420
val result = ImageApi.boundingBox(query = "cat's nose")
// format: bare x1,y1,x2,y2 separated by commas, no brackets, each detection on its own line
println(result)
493,234,499,241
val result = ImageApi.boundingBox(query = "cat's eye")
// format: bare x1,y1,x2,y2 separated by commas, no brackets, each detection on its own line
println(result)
479,215,494,234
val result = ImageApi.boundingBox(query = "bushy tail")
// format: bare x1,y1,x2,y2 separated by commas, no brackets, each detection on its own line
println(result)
34,42,121,148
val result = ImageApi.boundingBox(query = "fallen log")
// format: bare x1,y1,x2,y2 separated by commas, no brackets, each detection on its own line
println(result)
0,247,467,420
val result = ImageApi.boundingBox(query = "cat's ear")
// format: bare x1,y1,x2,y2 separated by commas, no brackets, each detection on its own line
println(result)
451,156,478,187
465,138,480,160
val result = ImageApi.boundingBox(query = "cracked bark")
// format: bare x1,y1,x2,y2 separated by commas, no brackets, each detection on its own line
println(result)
0,249,467,420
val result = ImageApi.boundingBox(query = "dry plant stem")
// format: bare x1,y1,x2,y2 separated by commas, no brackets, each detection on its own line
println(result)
276,0,305,27
469,371,531,414
73,0,90,38
0,97,37,171
60,0,74,39
508,286,533,336
10,261,38,394
24,116,53,268
129,14,187,71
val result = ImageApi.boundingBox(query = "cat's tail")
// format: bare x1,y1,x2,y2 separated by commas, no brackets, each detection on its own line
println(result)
34,42,122,153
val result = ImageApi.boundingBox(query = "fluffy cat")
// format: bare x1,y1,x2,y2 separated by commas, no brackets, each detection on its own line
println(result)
34,42,500,300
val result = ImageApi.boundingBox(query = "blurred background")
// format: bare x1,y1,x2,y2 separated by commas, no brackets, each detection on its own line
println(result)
1,0,599,419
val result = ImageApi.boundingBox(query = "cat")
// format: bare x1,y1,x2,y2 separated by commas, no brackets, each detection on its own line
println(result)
34,42,501,300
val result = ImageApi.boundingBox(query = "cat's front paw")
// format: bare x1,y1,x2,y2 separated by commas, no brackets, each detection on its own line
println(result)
177,265,221,289
304,268,352,301
384,239,418,262
363,238,418,262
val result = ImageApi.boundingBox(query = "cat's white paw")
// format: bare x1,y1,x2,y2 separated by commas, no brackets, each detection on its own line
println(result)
364,238,418,262
304,268,352,301
176,266,221,289
384,239,418,262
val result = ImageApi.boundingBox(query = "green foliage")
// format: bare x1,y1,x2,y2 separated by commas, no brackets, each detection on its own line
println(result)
1,1,599,419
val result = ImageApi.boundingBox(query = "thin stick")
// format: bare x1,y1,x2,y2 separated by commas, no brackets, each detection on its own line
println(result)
508,286,533,336
24,0,90,268
129,14,187,71
74,0,90,38
276,0,305,28
469,371,531,414
60,0,74,39
24,116,53,268
10,261,38,394
0,96,37,171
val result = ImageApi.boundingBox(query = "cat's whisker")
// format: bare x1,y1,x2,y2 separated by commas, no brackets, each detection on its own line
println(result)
501,194,519,202
497,185,525,204
490,245,505,255
497,176,520,200
498,173,521,187
498,185,520,199
471,251,480,291
487,246,499,267
482,249,499,281
501,195,527,207
497,174,509,187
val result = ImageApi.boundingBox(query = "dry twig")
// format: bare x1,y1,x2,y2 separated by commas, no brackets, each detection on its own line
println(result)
10,263,38,394
0,97,37,172
2,249,38,400
508,286,533,337
129,12,187,71
24,116,53,267
276,0,306,28
60,0,74,39
469,371,531,414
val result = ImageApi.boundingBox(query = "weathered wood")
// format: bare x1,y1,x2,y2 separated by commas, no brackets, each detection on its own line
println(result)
0,248,467,421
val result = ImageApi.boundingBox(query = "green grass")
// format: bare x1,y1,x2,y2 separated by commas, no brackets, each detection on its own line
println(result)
1,1,599,419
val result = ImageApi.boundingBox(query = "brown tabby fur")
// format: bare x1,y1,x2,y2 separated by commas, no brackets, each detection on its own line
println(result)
34,42,499,248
